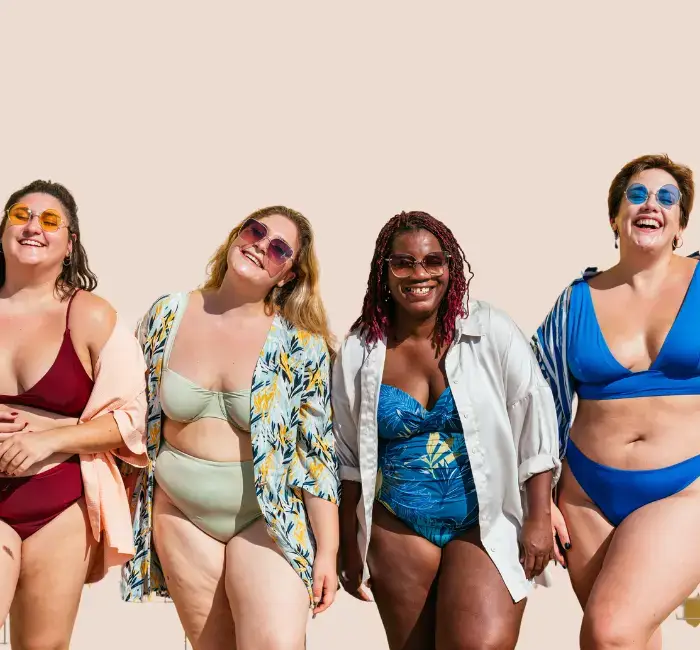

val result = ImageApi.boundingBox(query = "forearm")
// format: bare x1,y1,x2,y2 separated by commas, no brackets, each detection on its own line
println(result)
524,470,554,520
339,480,361,532
304,493,340,557
47,413,125,455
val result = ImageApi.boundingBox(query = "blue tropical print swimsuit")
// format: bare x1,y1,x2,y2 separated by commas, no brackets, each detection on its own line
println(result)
376,384,480,547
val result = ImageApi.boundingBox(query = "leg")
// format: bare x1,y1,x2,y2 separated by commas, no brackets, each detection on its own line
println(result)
559,461,662,650
9,498,96,650
366,502,442,650
0,520,21,621
580,478,700,650
435,526,526,650
225,517,309,650
153,485,235,650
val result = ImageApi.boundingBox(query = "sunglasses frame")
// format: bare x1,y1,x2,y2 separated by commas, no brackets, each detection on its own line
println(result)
5,203,69,234
238,217,295,265
385,251,452,278
624,183,682,209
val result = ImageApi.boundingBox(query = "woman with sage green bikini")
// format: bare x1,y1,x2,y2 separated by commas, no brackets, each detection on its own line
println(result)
119,206,340,650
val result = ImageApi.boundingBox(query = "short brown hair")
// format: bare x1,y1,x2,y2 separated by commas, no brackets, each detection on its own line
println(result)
608,154,694,228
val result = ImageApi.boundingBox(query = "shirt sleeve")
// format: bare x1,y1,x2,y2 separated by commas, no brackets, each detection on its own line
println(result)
496,310,562,490
287,334,340,503
331,336,362,482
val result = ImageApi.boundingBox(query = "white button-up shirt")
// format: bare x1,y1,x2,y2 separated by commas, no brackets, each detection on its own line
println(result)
332,299,562,602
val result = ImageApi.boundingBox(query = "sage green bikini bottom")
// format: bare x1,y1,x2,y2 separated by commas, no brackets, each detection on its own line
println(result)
155,441,261,543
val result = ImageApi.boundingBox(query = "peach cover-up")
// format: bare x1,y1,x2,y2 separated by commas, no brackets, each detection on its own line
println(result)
77,318,148,584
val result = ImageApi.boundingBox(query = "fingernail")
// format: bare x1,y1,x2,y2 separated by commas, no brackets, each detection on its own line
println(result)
10,412,17,416
564,543,571,550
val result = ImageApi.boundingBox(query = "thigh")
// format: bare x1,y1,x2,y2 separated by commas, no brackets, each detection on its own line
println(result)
10,498,96,650
0,520,21,622
436,526,526,650
225,516,309,650
367,502,442,650
557,460,614,607
583,478,700,647
153,485,234,650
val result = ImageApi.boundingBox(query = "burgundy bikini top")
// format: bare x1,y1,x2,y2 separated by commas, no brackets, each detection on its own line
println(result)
0,291,94,418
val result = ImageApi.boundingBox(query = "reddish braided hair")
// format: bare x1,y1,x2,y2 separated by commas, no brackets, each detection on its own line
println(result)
351,211,473,349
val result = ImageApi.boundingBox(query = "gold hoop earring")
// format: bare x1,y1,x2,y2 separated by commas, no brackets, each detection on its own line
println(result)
673,235,684,250
63,256,71,267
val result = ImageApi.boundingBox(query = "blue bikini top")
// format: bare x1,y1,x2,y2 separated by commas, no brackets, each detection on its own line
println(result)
568,262,700,400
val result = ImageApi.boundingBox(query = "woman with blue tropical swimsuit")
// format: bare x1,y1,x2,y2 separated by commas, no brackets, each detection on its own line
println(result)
333,211,561,650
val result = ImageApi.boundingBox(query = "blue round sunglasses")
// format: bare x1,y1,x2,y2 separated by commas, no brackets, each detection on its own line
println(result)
625,182,681,209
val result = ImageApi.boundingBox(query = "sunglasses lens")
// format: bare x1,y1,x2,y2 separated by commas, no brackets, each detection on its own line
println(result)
388,256,415,277
239,219,267,244
7,204,30,224
268,239,293,265
39,210,62,232
657,185,681,208
626,184,648,204
423,253,448,274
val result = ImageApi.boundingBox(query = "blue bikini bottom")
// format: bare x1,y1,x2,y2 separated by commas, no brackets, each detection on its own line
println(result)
566,439,700,527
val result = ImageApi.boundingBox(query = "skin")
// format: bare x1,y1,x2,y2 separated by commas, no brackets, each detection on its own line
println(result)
552,168,700,650
152,214,339,650
339,228,554,650
0,192,128,649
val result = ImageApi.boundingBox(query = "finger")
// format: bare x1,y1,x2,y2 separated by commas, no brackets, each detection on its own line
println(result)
532,552,546,577
0,421,27,434
314,582,336,615
524,550,535,580
0,448,23,475
13,456,33,476
312,575,324,609
6,451,28,476
553,534,566,566
554,519,572,550
0,411,18,422
356,583,373,602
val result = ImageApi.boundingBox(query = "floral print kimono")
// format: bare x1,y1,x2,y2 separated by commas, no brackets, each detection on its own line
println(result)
118,292,340,604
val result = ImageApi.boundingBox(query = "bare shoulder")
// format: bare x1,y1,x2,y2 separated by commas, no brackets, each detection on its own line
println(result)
69,290,118,354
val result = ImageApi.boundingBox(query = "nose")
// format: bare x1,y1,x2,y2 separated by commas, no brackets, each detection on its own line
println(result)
411,261,431,279
22,214,43,236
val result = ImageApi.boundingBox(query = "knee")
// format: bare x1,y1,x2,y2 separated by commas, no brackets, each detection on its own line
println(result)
442,625,519,650
581,607,644,650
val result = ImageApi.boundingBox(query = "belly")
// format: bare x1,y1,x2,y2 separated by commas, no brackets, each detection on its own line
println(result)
377,432,478,527
571,394,700,469
4,405,79,477
162,416,253,462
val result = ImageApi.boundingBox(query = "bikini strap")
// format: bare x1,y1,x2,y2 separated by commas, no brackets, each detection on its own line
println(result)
65,290,81,329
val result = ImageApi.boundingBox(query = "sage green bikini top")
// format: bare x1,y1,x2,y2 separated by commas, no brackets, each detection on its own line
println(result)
159,293,251,431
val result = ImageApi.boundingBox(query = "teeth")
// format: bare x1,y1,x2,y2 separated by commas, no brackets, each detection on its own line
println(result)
243,251,262,267
635,218,660,229
20,241,42,247
405,286,431,295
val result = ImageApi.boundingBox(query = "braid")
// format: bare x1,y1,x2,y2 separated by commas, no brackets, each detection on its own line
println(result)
351,211,473,349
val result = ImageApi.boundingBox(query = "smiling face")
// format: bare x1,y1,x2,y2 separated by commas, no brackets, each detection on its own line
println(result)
1,192,73,271
612,168,683,253
386,228,450,320
226,213,299,292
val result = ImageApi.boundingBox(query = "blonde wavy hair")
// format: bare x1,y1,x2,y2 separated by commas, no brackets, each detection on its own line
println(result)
202,206,335,353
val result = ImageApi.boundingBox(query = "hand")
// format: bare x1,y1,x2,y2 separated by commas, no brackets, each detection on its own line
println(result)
338,536,373,603
311,549,339,616
519,513,554,580
0,430,57,476
0,407,28,436
551,498,571,568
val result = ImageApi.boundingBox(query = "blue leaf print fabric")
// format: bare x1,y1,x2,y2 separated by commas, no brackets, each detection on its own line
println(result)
376,384,479,547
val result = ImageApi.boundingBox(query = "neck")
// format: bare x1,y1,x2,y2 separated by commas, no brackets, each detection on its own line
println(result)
616,245,676,288
390,308,439,344
204,275,270,318
0,264,61,302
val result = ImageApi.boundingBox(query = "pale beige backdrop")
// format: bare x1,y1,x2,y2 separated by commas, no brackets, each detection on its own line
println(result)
2,0,700,648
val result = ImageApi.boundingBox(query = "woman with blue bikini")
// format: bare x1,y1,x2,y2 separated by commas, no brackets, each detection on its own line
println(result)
333,211,561,650
533,154,700,650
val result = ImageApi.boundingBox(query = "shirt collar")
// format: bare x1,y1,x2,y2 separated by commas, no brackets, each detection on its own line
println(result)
455,299,488,339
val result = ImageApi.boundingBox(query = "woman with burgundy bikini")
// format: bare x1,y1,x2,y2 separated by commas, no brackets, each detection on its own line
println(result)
0,180,148,649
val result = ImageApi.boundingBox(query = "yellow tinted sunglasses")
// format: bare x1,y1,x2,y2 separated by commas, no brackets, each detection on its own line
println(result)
6,203,67,233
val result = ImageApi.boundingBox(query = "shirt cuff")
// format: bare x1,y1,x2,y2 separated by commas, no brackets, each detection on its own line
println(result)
339,465,361,482
518,453,561,490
